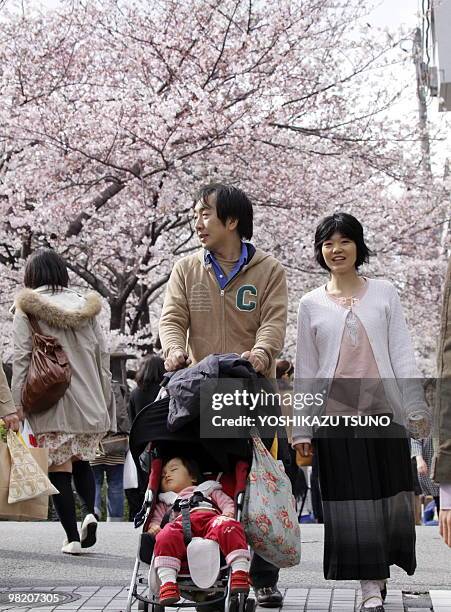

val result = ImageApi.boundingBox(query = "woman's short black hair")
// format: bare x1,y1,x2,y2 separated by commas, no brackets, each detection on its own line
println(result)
23,248,69,292
194,183,253,240
135,355,165,391
314,212,372,271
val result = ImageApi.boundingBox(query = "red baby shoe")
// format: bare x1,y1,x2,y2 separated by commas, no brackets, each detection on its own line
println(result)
230,570,250,594
159,582,180,605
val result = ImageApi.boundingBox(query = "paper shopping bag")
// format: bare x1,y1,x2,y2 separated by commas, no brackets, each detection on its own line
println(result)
0,438,51,520
7,430,58,503
123,450,138,489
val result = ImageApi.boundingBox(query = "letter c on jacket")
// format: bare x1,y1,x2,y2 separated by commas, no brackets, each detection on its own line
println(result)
236,285,257,311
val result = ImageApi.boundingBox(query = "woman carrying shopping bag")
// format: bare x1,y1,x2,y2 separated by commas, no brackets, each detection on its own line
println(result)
12,248,111,555
293,213,430,612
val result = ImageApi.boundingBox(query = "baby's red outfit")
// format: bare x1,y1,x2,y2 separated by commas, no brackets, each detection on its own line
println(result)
152,482,249,571
155,510,248,568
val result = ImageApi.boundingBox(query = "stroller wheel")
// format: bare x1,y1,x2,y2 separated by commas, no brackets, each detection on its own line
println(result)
152,605,164,612
227,597,238,612
227,592,255,612
245,598,256,612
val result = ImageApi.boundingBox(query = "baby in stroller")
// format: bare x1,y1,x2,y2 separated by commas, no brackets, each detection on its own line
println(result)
147,455,251,606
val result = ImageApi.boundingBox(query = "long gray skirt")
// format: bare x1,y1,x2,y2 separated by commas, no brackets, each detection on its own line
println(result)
315,418,416,580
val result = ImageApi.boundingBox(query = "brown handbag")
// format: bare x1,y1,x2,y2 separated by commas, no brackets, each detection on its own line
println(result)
99,433,129,456
21,314,72,414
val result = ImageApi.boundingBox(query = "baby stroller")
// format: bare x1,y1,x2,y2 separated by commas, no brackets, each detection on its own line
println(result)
125,395,257,612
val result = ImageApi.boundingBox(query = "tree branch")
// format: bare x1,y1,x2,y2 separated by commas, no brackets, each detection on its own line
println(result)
64,259,112,299
66,161,142,237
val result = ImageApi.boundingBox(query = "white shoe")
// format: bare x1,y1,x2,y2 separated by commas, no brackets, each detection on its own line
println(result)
80,513,98,548
187,537,220,588
61,540,82,555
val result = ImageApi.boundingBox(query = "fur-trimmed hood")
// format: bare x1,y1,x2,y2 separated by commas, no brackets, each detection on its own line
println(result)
14,287,102,330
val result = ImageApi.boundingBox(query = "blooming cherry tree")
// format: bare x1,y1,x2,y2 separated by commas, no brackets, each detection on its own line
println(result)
0,0,448,372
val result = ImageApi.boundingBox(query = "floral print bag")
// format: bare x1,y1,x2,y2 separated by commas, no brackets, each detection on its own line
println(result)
242,432,301,568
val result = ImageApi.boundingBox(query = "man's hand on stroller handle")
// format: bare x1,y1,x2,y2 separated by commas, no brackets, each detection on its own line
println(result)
164,349,192,372
241,350,266,373
164,348,267,373
147,524,162,536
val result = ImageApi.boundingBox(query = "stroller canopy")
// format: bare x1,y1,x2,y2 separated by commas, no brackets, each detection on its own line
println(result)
129,396,251,474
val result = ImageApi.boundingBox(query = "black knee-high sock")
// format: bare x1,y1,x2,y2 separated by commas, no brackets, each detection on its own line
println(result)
48,472,80,542
72,460,95,515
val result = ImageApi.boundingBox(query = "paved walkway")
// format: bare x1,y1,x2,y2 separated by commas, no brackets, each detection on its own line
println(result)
2,524,450,611
1,586,449,611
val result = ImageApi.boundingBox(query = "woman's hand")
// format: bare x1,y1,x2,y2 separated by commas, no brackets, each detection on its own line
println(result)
416,456,428,476
147,524,161,536
294,442,314,457
1,412,20,431
439,509,451,547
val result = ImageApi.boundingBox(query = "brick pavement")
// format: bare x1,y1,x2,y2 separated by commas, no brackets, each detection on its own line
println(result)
0,586,448,611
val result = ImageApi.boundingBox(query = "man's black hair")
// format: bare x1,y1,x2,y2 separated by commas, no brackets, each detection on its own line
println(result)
24,248,69,293
314,212,373,271
194,183,253,240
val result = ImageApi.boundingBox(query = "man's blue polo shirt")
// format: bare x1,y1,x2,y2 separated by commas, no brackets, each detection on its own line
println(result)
205,242,249,290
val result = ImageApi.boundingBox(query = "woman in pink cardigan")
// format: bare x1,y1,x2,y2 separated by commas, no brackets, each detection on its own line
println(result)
293,213,430,612
146,456,250,606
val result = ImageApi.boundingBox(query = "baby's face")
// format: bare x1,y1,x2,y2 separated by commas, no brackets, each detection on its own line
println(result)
161,458,195,493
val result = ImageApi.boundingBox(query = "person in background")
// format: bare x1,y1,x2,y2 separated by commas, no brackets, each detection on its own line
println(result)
12,248,111,555
412,380,439,521
432,255,451,546
125,354,165,520
412,435,440,516
410,443,423,526
128,354,165,421
276,359,307,510
91,379,129,521
0,359,19,431
276,358,294,440
277,358,323,523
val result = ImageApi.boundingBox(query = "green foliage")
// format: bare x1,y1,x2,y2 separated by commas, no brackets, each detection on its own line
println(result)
0,420,6,443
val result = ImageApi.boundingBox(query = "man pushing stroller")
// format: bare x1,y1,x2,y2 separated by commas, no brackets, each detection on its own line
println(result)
160,182,288,608
147,456,250,606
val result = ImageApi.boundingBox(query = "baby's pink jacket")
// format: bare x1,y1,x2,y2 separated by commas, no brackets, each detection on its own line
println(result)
150,485,235,527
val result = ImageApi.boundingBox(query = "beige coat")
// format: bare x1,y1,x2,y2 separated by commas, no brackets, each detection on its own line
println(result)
0,359,15,418
159,248,288,378
433,256,451,482
12,286,111,435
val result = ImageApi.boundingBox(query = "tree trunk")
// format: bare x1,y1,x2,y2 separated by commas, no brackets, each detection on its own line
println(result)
109,300,127,387
110,301,124,332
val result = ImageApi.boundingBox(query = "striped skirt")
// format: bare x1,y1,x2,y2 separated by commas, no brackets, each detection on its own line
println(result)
315,417,416,580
